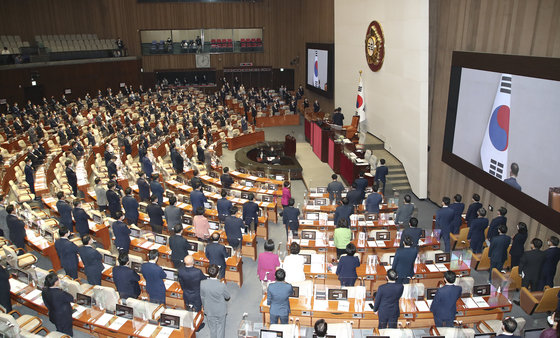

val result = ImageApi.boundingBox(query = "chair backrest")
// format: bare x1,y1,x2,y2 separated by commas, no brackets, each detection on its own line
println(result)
350,115,359,128
0,312,20,337
126,297,164,320
3,246,18,267
59,276,82,298
161,308,195,328
92,285,119,312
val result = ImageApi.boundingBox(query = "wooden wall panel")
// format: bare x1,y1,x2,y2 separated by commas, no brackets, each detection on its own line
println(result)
428,0,560,245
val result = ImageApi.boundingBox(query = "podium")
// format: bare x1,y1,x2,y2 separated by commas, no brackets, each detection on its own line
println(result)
284,135,296,157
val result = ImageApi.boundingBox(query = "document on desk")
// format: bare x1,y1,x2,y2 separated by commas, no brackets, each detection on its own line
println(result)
337,300,350,312
309,193,323,198
23,289,42,301
415,300,430,312
299,239,309,246
473,296,489,308
310,263,324,274
151,243,162,250
248,175,259,180
9,279,27,293
425,264,439,272
435,263,448,271
375,241,386,247
462,297,479,309
300,220,313,225
313,299,329,311
72,305,87,318
95,313,114,326
164,279,175,289
140,241,153,249
306,205,320,211
386,220,395,225
156,327,175,338
139,324,158,337
109,317,128,330
426,299,433,307
43,196,56,204
315,239,325,247
167,180,179,186
367,241,377,247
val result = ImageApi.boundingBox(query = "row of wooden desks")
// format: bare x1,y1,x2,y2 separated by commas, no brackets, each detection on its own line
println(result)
227,130,265,150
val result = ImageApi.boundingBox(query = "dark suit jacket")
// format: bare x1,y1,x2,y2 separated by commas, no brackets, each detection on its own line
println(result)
510,232,528,259
78,245,104,284
42,287,73,332
354,177,368,197
519,249,546,282
107,161,117,178
347,189,362,206
431,284,462,321
147,203,164,227
242,201,259,225
65,167,77,188
541,247,560,280
282,206,300,231
467,217,489,253
141,262,166,302
504,177,522,191
489,234,511,264
190,190,206,212
375,165,388,183
217,198,232,221
122,195,139,224
72,207,91,236
373,282,404,318
267,281,293,317
178,266,207,308
55,238,79,276
141,156,153,178
205,242,229,277
465,202,482,224
487,216,507,240
106,189,121,214
113,265,141,299
392,246,418,280
24,164,34,186
336,255,360,285
224,215,244,244
56,200,73,230
400,227,423,247
137,178,151,201
449,202,465,234
220,173,234,189
334,204,353,225
170,235,190,262
366,193,383,213
0,265,11,312
6,214,25,249
436,206,455,235
149,181,164,205
112,220,131,251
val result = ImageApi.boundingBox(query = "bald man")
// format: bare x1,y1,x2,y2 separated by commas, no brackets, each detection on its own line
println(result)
178,255,207,311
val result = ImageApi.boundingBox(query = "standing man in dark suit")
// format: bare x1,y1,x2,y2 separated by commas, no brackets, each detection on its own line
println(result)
267,269,293,324
220,167,234,189
489,224,511,279
190,185,207,213
327,174,344,203
24,157,36,197
170,224,189,268
334,197,354,225
217,190,232,223
392,236,418,284
539,236,560,289
56,191,74,232
375,159,389,195
332,107,344,126
41,273,74,335
400,218,423,247
373,269,404,329
503,162,522,191
164,196,183,232
520,238,546,291
112,211,131,253
354,172,369,200
449,194,465,234
65,160,78,197
122,187,139,225
113,253,141,300
6,205,25,253
141,249,166,304
395,194,415,227
465,193,482,224
54,227,79,279
205,233,230,279
430,271,462,327
106,181,121,219
242,193,259,232
0,264,11,312
365,185,383,214
467,208,489,254
78,235,104,285
147,195,164,234
72,199,91,237
435,196,455,253
137,172,151,202
510,222,528,268
107,156,118,178
178,255,207,311
224,206,244,250
282,198,301,238
346,183,363,207
149,173,164,206
141,155,153,178
487,207,507,241
200,264,231,338
196,141,205,164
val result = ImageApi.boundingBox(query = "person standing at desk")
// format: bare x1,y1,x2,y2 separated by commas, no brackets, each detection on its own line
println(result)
347,183,363,207
395,194,414,227
373,269,404,329
178,255,207,312
400,218,422,247
281,181,291,209
0,264,11,312
282,242,306,284
282,198,300,238
540,236,560,289
467,208,488,254
365,185,383,215
354,172,369,201
141,249,166,304
217,190,232,223
0,194,9,238
78,235,104,285
489,224,511,277
65,160,78,197
149,173,164,206
375,159,389,195
190,184,207,213
94,178,108,212
137,172,151,202
170,224,189,268
194,207,211,241
334,197,353,226
336,243,360,286
435,196,454,253
164,196,183,232
519,238,546,291
258,239,281,282
510,222,528,268
112,211,131,254
224,206,244,250
430,271,462,327
465,193,482,224
332,107,344,126
42,272,74,336
146,195,164,234
6,205,25,254
106,181,122,219
449,194,465,234
205,232,229,279
242,193,259,232
72,199,91,238
56,191,73,232
122,187,139,226
392,236,418,284
141,155,153,179
220,167,234,189
334,219,352,259
327,174,344,203
487,207,507,241
113,252,141,300
107,156,118,178
24,157,36,197
200,264,230,338
54,227,79,279
267,269,293,324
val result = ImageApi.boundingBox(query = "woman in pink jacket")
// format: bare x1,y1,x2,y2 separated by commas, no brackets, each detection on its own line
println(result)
281,181,291,208
257,239,280,281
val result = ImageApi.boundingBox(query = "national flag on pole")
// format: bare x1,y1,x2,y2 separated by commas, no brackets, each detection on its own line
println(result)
313,51,319,88
356,74,366,122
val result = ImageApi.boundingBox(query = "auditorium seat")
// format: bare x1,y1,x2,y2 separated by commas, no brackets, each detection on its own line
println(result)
491,267,522,291
3,244,38,269
92,285,120,312
125,297,165,321
520,286,560,315
58,275,92,299
470,247,490,270
450,227,469,250
0,311,43,337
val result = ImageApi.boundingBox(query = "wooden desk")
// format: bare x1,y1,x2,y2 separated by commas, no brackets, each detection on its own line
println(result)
255,114,299,128
227,131,265,150
24,228,61,271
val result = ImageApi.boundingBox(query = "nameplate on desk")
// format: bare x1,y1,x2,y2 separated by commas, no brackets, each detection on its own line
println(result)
352,313,363,318
170,292,180,298
194,261,203,266
301,311,312,316
228,266,238,271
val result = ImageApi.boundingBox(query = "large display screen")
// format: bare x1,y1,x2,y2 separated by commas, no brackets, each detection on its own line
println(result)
305,43,334,98
442,52,560,230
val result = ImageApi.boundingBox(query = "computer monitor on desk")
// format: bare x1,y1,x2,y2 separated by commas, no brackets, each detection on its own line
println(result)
301,254,311,264
241,192,250,200
154,234,168,245
328,289,348,301
42,229,54,243
435,252,450,263
130,228,140,238
163,268,178,281
16,270,29,284
426,288,438,300
317,187,327,193
376,231,390,240
182,215,192,226
165,191,174,199
139,203,147,213
103,254,117,266
187,241,198,252
306,212,319,221
316,198,328,206
473,284,491,296
76,293,92,307
92,213,103,224
182,195,190,204
301,230,316,240
208,221,219,230
246,181,254,188
159,313,180,329
131,261,142,273
262,195,274,203
290,286,299,298
116,304,133,319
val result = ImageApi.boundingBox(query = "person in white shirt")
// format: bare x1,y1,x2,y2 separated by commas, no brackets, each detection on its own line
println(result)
282,242,306,283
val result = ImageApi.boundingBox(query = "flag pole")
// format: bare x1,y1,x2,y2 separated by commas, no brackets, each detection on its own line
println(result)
357,70,362,134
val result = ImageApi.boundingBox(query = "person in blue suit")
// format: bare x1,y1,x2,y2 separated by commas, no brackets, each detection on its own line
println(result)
106,181,122,219
190,185,207,213
354,172,369,200
487,207,507,241
107,156,118,178
539,235,560,289
449,194,465,234
392,236,418,284
400,217,423,247
435,197,455,252
170,224,190,268
65,160,78,197
205,232,229,278
430,271,462,327
489,224,511,279
242,193,259,232
78,235,104,285
467,208,488,254
217,190,232,222
137,172,151,202
346,183,363,206
336,243,361,286
282,198,301,238
6,205,25,254
54,227,79,279
56,191,73,232
375,159,389,195
113,252,141,300
149,173,164,206
503,163,522,191
365,185,383,214
141,155,154,178
267,269,293,324
465,193,482,224
224,206,244,250
72,199,91,237
24,157,36,196
178,255,207,311
122,187,139,225
146,195,164,234
334,197,353,225
141,249,167,304
42,272,74,335
373,269,404,329
112,211,131,253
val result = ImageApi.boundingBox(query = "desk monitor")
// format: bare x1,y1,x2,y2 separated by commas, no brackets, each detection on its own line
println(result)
366,213,377,221
209,221,219,230
154,234,168,245
165,191,174,199
116,304,133,319
301,254,311,264
43,229,54,243
159,313,180,329
306,212,319,221
103,254,117,266
209,171,218,178
328,289,348,301
275,175,284,181
182,195,190,204
241,192,250,200
426,288,438,300
317,187,327,193
203,202,212,209
290,286,299,298
130,228,140,238
376,231,390,240
435,252,451,263
313,336,336,338
16,270,29,284
225,246,233,257
76,293,92,307
316,198,328,206
389,255,395,265
267,184,277,190
202,185,212,192
262,195,274,203
139,203,147,213
131,261,142,273
260,330,283,338
182,215,192,225
187,241,198,252
301,230,316,240
163,268,178,281
256,171,265,178
524,329,545,338
473,284,491,296
176,176,184,183
92,213,102,224
246,181,254,188
30,221,39,231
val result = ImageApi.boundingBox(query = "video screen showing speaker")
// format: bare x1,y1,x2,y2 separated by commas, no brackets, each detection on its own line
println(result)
306,43,334,98
442,51,560,229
